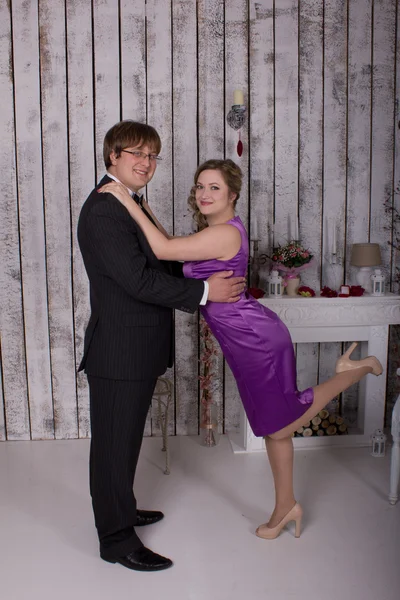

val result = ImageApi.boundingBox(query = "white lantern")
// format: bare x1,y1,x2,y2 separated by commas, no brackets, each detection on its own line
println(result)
268,270,283,297
371,269,385,296
371,428,387,457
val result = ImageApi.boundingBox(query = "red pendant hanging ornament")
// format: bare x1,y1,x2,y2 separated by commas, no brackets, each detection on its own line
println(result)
226,93,246,158
237,130,243,157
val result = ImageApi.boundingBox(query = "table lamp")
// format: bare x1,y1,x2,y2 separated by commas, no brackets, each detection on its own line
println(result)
350,243,382,293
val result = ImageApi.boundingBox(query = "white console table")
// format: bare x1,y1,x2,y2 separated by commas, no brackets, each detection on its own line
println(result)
229,294,400,453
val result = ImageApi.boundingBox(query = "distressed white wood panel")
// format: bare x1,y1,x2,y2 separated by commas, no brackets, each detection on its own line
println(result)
39,0,77,439
146,0,175,436
296,0,323,393
346,0,372,281
120,0,146,121
1,1,400,441
66,0,95,437
374,0,397,428
322,0,347,291
198,0,225,159
391,0,400,294
370,0,396,271
275,2,315,390
386,0,400,426
93,0,120,179
197,0,225,431
249,1,274,288
274,0,299,246
319,0,348,405
0,0,30,440
12,0,54,440
172,0,199,436
224,0,249,433
225,0,249,214
344,0,373,419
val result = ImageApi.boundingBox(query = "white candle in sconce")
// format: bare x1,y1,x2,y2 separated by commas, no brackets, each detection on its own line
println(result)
287,214,292,241
332,220,337,255
269,223,275,249
252,218,259,240
294,215,299,241
233,89,244,106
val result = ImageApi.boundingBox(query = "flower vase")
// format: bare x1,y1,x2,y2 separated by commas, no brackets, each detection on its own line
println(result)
200,403,220,447
285,276,300,297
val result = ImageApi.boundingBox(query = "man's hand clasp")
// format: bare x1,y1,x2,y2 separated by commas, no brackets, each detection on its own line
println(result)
207,271,246,303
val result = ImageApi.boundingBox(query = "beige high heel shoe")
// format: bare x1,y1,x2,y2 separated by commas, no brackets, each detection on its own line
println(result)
256,503,303,540
335,342,383,376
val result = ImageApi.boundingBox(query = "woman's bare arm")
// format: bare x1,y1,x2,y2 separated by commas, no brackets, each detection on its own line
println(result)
99,181,241,262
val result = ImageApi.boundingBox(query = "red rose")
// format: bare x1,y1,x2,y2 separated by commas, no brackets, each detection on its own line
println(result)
349,285,365,297
320,286,338,298
298,285,316,297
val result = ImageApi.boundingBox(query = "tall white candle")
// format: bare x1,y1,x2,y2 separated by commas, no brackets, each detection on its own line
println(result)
287,214,292,241
269,223,275,248
252,218,258,240
332,220,337,255
233,89,244,105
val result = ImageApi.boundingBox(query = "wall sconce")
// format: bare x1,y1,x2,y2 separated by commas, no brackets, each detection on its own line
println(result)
226,89,246,157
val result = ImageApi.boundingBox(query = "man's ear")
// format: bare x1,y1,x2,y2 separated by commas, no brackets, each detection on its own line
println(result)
109,150,118,166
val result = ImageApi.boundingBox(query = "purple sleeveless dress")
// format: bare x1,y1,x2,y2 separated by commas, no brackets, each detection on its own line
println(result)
183,216,314,436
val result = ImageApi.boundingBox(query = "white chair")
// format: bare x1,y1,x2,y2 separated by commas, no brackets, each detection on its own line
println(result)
389,369,400,505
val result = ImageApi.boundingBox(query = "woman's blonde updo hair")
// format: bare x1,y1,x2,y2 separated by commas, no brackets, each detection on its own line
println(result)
187,159,243,230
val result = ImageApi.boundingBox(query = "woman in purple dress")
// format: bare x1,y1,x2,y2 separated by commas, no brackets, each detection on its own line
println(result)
100,159,382,540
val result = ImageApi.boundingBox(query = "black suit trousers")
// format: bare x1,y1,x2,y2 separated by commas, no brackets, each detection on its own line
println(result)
88,375,157,559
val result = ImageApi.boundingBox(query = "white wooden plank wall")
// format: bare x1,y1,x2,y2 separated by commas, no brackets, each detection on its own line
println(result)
0,0,398,440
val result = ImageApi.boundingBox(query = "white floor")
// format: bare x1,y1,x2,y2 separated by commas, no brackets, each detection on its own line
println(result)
0,435,399,600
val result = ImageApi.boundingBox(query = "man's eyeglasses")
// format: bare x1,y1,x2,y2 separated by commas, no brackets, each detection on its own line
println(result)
121,149,162,162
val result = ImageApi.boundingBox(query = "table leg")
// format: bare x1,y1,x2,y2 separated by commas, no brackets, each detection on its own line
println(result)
389,395,400,505
364,326,388,437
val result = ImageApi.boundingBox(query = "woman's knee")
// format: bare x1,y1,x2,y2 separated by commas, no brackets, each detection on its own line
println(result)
266,430,288,441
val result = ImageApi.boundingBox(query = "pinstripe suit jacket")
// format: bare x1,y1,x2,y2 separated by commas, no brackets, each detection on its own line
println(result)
77,175,203,380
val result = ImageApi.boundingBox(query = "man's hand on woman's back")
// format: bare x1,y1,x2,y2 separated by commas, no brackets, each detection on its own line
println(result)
207,271,246,303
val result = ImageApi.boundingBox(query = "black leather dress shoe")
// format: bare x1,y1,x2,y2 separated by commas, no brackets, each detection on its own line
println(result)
102,546,173,572
135,509,164,527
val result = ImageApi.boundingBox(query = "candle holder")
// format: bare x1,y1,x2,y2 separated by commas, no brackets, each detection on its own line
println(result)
227,95,246,157
267,270,283,297
249,239,267,289
371,428,387,457
371,269,386,296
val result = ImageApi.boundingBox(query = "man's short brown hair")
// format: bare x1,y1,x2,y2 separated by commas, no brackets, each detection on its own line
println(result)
103,120,162,168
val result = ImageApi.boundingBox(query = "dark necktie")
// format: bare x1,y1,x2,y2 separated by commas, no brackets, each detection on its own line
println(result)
132,193,157,227
132,193,143,207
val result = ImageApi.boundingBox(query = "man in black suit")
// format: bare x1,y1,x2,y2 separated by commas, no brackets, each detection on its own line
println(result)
77,120,245,572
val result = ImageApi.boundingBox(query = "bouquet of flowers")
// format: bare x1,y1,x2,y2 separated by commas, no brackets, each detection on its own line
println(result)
271,240,314,278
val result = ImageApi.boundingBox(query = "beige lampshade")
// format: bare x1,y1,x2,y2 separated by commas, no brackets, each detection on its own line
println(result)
350,243,382,267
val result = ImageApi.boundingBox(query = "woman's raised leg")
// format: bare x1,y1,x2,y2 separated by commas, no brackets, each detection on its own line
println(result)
269,343,383,440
